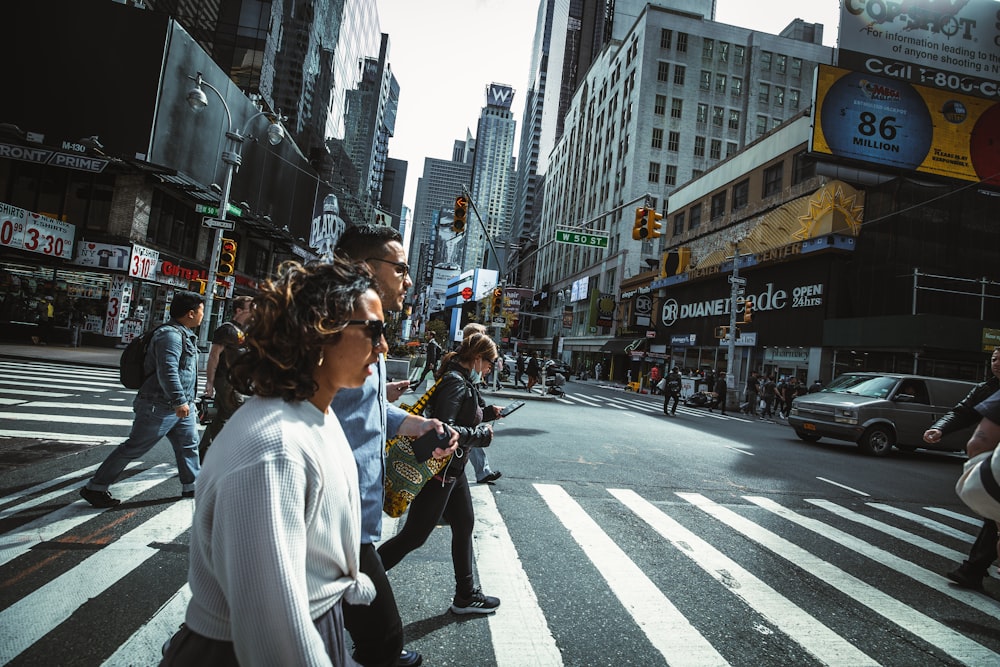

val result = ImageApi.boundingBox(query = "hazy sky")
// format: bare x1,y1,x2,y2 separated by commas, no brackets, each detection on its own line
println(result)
377,0,842,213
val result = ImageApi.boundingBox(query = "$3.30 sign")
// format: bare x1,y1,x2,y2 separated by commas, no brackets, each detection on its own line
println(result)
0,203,76,259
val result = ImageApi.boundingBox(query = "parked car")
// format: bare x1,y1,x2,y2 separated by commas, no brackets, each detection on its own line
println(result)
787,372,976,456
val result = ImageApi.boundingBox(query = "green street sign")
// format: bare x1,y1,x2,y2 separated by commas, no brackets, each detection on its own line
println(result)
555,230,609,248
195,203,243,217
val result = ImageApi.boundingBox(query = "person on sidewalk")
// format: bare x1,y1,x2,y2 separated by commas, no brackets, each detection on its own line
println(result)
710,372,728,415
80,291,205,507
409,331,441,392
526,351,540,393
461,323,501,484
515,350,526,389
198,295,254,461
161,258,379,667
331,224,457,667
662,367,682,416
377,333,502,616
925,348,1000,590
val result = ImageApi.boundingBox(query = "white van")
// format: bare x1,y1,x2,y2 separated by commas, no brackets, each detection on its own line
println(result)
787,373,977,456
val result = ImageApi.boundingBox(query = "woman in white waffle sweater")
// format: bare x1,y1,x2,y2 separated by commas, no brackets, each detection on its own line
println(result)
161,258,386,667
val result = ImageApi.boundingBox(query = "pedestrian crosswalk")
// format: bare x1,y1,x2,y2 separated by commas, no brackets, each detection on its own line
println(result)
549,385,751,421
1,458,996,665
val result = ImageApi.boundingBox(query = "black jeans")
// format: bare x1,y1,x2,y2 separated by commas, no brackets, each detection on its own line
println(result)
962,520,999,576
343,543,404,667
663,393,679,414
379,471,476,597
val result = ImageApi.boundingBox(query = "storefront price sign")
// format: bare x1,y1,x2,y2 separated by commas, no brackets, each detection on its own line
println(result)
128,244,160,280
1,203,76,258
104,275,134,338
0,202,26,250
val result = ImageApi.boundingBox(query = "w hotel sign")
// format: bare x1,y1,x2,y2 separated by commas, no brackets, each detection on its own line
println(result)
487,83,514,110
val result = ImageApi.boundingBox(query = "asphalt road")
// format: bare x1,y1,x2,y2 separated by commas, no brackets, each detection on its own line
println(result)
0,358,996,666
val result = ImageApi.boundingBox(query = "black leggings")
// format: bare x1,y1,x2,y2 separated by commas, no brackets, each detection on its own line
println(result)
378,471,476,596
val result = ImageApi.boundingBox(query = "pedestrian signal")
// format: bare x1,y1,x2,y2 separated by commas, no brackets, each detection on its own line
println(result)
453,196,467,233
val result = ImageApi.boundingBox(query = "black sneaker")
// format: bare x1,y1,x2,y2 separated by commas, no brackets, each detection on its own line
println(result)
396,649,422,666
182,490,195,499
450,587,500,615
79,487,120,508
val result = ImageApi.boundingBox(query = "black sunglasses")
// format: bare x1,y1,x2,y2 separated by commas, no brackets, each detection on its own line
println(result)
346,319,386,347
365,257,410,275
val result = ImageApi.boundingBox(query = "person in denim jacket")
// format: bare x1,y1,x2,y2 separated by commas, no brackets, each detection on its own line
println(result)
80,291,205,507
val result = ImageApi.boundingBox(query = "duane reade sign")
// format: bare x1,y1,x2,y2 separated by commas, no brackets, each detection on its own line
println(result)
660,282,825,327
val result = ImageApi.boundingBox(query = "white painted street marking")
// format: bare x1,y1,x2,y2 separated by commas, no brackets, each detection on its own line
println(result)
0,411,133,426
923,507,983,526
816,477,870,496
868,503,975,543
102,584,191,667
0,431,124,444
0,380,111,393
23,401,134,412
536,483,730,666
0,388,73,398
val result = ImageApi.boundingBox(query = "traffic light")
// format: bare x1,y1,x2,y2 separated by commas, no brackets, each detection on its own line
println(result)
647,210,663,239
218,238,237,276
743,299,754,323
491,287,503,316
188,278,208,294
453,196,467,233
632,207,649,240
715,325,729,339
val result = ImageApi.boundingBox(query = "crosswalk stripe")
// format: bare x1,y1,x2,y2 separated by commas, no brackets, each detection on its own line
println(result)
0,388,73,398
0,430,124,443
471,485,562,665
0,380,111,393
0,464,142,521
867,503,975,543
806,499,966,561
0,411,134,426
535,483,730,666
611,489,879,667
0,371,122,388
559,394,602,407
0,463,100,507
0,499,193,663
923,507,983,526
0,361,119,378
21,401,135,413
602,396,655,412
686,493,999,664
0,464,175,567
101,583,191,667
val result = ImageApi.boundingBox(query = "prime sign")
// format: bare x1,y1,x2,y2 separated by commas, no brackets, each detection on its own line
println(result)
661,282,824,327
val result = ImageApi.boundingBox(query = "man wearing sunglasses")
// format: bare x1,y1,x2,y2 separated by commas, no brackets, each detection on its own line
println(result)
331,224,458,667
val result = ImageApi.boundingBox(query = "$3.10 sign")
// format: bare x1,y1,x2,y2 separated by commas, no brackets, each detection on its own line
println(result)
0,203,76,259
128,244,160,280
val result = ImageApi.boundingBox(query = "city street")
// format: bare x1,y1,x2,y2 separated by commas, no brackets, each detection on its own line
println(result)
0,355,998,666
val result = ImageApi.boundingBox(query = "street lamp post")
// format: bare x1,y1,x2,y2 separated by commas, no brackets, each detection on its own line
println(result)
185,72,285,348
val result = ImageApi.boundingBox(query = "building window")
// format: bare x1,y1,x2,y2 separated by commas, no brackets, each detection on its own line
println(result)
673,65,686,86
759,82,770,104
734,44,745,65
719,42,729,63
776,54,787,74
726,141,738,157
692,169,704,179
789,89,800,109
660,28,673,49
711,192,726,219
677,32,688,53
731,77,743,98
657,61,670,82
792,150,815,184
710,139,721,160
762,162,784,197
775,86,785,106
700,70,711,91
694,136,705,157
791,57,802,78
665,164,677,186
670,97,683,119
652,127,663,149
756,114,768,136
689,203,702,230
654,94,666,115
648,161,660,183
732,178,749,210
760,51,772,71
728,109,741,130
697,103,709,124
715,74,727,95
712,106,724,127
668,131,680,151
673,211,685,235
702,38,714,60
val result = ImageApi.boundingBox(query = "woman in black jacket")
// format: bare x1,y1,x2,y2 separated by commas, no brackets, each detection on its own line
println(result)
378,333,502,614
924,349,1000,590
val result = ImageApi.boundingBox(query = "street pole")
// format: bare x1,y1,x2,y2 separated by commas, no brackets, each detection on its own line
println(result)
726,242,740,412
200,133,241,348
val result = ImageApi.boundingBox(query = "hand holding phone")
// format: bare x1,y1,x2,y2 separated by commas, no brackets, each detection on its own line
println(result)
411,425,452,463
499,400,525,418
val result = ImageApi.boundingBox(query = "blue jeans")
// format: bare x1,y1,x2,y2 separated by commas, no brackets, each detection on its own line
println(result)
88,397,200,493
467,446,492,481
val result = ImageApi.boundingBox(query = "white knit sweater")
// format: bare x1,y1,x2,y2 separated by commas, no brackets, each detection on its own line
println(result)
185,396,374,666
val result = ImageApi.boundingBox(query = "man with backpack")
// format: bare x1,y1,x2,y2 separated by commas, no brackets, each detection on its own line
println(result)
663,368,682,416
79,291,205,507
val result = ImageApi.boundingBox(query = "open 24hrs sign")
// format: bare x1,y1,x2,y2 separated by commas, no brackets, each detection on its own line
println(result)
0,202,76,259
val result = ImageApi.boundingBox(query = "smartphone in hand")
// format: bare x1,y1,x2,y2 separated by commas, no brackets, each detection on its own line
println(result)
499,400,525,418
411,425,452,463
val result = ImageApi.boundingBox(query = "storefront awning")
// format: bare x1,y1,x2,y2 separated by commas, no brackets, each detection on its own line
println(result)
600,338,646,354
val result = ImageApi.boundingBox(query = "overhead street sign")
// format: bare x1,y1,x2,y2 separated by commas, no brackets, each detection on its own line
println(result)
555,230,609,248
728,276,746,285
196,203,243,218
202,217,236,231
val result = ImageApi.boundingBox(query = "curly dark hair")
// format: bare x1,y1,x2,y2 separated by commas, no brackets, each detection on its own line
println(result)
229,258,374,401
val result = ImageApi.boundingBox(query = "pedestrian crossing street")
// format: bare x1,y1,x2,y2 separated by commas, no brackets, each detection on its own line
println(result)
0,459,997,665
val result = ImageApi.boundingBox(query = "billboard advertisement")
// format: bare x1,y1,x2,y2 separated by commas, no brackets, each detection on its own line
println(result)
839,0,1000,100
811,64,1000,186
486,84,514,110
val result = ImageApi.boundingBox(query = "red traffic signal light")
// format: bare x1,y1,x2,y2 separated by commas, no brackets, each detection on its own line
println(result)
743,299,754,323
632,207,649,240
453,196,468,233
218,238,238,276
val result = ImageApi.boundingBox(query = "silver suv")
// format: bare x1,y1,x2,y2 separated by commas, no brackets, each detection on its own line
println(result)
787,373,976,456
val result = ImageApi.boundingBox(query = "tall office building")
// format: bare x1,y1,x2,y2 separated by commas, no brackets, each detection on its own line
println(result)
408,153,474,291
464,84,518,272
